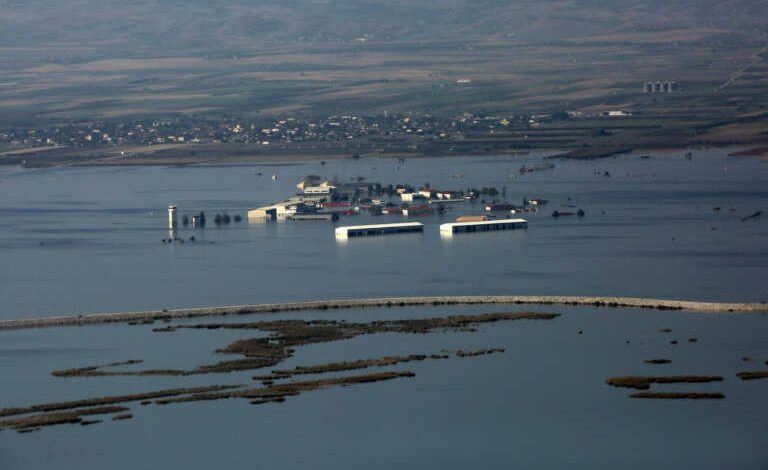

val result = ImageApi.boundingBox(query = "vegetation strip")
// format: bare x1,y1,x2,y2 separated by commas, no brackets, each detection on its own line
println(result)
254,355,450,382
154,371,415,406
5,311,536,433
606,376,724,390
736,371,768,381
53,312,545,378
53,359,144,377
455,348,505,357
2,295,766,331
0,385,242,419
0,406,129,430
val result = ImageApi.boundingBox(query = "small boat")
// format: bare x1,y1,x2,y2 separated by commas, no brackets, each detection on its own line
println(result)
271,174,278,181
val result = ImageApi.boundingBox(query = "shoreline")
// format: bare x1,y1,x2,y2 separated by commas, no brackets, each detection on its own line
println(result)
3,141,765,169
1,295,766,331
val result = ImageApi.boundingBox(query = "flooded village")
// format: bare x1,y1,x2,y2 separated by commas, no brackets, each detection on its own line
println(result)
164,164,570,242
2,0,767,467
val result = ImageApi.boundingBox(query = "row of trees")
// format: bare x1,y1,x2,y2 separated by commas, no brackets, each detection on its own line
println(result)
181,212,242,227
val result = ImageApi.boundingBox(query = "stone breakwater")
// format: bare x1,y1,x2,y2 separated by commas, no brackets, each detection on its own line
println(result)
1,296,766,331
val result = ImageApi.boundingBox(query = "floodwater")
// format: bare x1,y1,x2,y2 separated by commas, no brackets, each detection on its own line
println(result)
0,149,767,468
0,149,766,319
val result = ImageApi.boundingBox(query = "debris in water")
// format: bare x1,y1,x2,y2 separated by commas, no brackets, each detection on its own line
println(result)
644,359,672,365
741,211,762,222
606,375,723,390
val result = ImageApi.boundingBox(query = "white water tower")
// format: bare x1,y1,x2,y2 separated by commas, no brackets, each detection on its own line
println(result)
168,205,178,229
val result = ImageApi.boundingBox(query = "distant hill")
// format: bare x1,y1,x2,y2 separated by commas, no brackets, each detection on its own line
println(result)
0,0,766,122
1,0,765,53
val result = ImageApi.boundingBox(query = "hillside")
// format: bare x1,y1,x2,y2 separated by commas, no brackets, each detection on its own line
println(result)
0,0,766,122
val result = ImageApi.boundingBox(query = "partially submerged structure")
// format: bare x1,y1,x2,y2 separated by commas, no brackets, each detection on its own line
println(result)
440,218,527,235
335,222,424,239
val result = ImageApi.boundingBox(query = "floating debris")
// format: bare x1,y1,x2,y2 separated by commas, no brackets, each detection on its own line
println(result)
552,211,575,217
644,359,672,365
17,428,40,434
630,392,724,400
741,211,763,222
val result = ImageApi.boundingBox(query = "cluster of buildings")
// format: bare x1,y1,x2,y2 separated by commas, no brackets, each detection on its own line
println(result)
397,186,465,203
484,198,547,214
247,176,477,222
247,177,383,221
168,174,539,241
244,175,546,238
0,113,536,151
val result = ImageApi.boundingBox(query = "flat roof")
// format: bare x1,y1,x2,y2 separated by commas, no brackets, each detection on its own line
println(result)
336,222,424,231
440,218,527,230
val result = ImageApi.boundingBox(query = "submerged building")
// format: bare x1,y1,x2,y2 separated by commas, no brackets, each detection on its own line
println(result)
335,222,424,239
440,218,527,235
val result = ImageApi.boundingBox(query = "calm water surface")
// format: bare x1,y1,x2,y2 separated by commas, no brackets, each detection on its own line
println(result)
0,150,767,468
0,149,766,318
0,305,766,469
